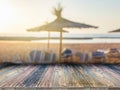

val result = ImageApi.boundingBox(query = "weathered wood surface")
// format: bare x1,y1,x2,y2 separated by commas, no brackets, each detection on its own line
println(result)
0,64,120,90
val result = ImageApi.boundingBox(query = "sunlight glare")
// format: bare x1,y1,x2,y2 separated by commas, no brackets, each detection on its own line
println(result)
0,0,18,32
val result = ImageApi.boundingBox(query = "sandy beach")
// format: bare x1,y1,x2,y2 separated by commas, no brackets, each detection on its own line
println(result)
0,41,120,63
0,41,120,53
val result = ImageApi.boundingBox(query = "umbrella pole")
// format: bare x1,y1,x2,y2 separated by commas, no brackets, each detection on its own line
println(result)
59,30,62,62
48,31,50,49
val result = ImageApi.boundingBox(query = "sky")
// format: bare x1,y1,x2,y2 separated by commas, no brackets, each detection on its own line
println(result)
0,0,120,35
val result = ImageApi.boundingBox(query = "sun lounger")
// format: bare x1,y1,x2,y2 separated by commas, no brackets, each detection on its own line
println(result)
61,48,73,63
62,48,72,58
0,47,120,64
106,48,120,64
44,51,56,64
109,48,119,53
92,51,105,63
75,52,84,62
0,49,57,64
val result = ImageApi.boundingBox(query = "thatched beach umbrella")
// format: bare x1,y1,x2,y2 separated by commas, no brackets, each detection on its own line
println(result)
27,4,98,62
109,28,120,33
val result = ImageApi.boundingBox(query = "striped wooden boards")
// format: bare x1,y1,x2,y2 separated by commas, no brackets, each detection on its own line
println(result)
0,64,120,89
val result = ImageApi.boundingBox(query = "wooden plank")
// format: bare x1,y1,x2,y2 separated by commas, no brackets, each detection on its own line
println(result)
0,64,120,89
37,65,54,87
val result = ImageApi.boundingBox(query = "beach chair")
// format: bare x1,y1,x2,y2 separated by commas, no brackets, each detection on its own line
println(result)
61,48,73,63
92,51,105,63
44,51,56,64
36,48,56,64
75,52,84,63
106,48,120,64
29,50,46,64
109,48,119,53
62,48,72,58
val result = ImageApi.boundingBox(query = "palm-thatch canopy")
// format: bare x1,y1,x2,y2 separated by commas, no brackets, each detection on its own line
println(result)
28,17,98,32
28,26,68,32
27,4,98,32
109,28,120,33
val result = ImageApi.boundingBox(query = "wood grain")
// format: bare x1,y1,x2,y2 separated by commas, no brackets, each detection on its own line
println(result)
0,64,120,89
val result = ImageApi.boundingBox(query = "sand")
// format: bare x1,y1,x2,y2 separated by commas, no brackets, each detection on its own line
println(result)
0,41,120,54
0,41,120,63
